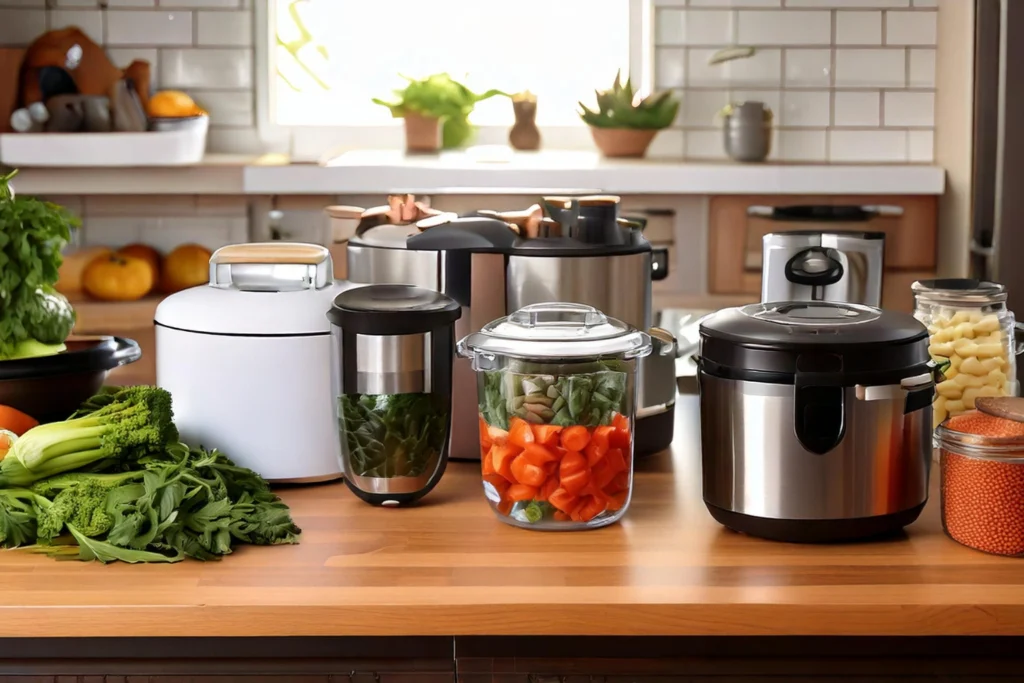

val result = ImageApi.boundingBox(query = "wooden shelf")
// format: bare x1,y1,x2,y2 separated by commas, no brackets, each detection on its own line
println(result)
69,294,163,334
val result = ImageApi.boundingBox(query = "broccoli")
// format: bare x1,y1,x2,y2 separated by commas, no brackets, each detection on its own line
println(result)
33,472,140,542
0,387,177,487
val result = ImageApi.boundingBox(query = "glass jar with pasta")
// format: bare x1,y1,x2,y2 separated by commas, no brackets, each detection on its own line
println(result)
912,279,1024,428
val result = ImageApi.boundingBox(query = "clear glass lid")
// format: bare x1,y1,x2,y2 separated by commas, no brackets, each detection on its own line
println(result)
912,278,1008,306
458,302,652,361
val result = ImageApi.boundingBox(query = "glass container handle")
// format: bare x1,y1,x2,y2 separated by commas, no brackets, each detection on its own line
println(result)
508,302,606,329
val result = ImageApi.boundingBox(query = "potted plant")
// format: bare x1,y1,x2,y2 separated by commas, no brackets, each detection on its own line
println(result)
578,71,679,158
373,73,508,153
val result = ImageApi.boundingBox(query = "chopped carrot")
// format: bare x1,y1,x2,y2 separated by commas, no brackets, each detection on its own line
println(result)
492,443,520,484
605,491,628,511
548,488,578,514
481,445,496,475
604,447,627,475
508,417,535,449
483,473,510,497
610,413,631,450
584,425,613,467
508,483,539,501
479,416,493,450
510,454,547,488
497,498,514,515
559,450,587,477
605,471,630,494
560,468,590,496
538,476,559,502
576,495,606,522
544,461,558,478
612,412,629,433
553,511,570,522
561,425,590,452
591,460,616,490
0,406,37,437
522,443,558,466
533,424,563,447
487,425,509,445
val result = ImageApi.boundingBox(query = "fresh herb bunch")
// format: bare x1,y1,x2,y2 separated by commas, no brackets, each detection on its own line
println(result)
339,393,447,478
578,71,679,130
373,73,509,148
479,363,629,430
0,170,79,360
0,386,300,563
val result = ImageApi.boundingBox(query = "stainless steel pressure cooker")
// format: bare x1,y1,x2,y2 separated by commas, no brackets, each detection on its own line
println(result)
345,195,677,461
697,301,933,542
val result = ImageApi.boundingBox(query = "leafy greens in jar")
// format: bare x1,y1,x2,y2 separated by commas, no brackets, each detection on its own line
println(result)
339,393,448,478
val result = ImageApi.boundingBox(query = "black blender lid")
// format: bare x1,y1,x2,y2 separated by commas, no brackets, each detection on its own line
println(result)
699,302,930,385
327,284,461,336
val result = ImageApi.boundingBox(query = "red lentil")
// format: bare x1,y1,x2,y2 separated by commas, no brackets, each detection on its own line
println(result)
940,410,1024,556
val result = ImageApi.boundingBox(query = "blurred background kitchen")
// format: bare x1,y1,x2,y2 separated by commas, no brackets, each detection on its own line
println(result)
0,0,1016,389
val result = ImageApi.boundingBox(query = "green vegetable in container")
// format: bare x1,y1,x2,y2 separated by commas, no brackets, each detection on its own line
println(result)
340,393,448,478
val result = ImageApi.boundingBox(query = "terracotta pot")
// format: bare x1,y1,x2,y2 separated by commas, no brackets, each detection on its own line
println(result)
403,113,442,153
589,127,659,158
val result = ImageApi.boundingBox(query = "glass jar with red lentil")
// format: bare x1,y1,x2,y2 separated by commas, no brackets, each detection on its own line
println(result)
937,410,1024,556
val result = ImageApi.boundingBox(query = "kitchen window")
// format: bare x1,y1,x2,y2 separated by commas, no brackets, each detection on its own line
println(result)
256,0,649,157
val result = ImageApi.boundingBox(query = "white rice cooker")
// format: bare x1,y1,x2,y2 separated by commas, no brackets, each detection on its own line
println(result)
155,242,350,483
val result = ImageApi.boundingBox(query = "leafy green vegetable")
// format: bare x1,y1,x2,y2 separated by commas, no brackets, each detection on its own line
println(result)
339,393,447,478
578,71,680,130
478,364,629,430
373,73,509,148
0,386,177,487
0,170,79,360
4,339,65,359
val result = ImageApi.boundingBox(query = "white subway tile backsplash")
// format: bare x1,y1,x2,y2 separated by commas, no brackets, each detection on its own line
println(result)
160,48,253,88
786,0,908,6
780,90,830,126
834,49,904,87
884,91,934,126
647,129,686,159
107,0,157,6
686,130,727,159
885,10,937,45
49,9,103,44
0,9,45,45
655,48,687,87
107,10,192,45
836,11,882,44
55,0,98,6
197,9,252,46
0,0,46,6
106,48,159,88
656,9,687,44
909,48,936,87
682,89,730,126
658,10,736,45
689,0,780,6
156,0,241,6
783,49,832,86
192,89,254,126
206,125,264,154
738,10,831,45
829,130,907,161
912,0,937,6
908,129,934,161
834,91,880,125
688,47,781,87
778,130,827,161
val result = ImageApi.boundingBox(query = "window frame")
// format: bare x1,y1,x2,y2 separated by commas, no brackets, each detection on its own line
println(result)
255,0,653,161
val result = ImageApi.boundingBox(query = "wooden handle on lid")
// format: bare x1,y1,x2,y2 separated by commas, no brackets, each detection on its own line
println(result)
211,243,329,266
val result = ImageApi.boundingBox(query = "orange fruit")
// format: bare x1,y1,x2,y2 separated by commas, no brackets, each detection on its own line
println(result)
147,90,202,118
161,244,212,293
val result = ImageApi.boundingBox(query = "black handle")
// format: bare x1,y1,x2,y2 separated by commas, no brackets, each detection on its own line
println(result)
905,386,934,415
651,247,670,281
794,385,846,455
784,247,844,287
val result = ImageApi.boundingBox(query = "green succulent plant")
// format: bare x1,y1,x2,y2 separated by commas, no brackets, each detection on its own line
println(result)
578,71,680,130
373,73,509,149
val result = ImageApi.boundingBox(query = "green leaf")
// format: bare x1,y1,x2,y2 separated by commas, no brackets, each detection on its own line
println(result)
66,524,183,564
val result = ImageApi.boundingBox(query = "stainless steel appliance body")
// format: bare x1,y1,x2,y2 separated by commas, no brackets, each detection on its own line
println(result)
345,201,677,461
761,229,885,306
327,284,461,506
697,301,933,542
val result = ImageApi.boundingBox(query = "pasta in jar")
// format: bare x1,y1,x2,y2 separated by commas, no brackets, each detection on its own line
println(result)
912,280,1023,429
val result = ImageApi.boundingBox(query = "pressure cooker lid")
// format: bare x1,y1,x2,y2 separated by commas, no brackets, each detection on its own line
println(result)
459,302,652,361
327,284,461,336
699,301,929,384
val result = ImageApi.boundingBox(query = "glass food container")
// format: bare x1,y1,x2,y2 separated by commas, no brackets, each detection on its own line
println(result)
912,279,1024,428
327,284,462,506
936,411,1024,557
458,303,652,530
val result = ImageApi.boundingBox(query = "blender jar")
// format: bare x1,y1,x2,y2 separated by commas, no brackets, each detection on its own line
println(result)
912,279,1024,427
327,284,461,506
458,303,652,530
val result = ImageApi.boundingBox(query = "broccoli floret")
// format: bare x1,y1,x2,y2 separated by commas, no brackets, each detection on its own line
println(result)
0,387,177,487
34,473,139,542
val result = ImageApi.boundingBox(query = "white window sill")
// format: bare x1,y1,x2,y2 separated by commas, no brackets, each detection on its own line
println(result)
11,150,946,197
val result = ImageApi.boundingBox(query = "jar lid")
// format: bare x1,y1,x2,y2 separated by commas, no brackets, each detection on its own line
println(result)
699,301,930,385
458,302,652,361
327,284,461,336
912,278,1008,306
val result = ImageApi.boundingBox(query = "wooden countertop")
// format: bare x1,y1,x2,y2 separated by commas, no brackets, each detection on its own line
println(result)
1,396,1022,638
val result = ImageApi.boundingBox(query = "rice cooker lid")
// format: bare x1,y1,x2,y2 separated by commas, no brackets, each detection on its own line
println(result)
699,301,930,384
154,242,351,336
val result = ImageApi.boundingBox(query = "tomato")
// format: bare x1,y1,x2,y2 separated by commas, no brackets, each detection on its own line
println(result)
559,450,587,478
509,418,535,449
560,468,591,496
604,447,627,475
510,454,547,488
560,425,590,452
548,487,578,514
533,424,563,446
508,483,539,502
522,443,558,466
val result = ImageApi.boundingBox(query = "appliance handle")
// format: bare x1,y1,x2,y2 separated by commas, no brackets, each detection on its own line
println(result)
651,247,670,281
784,247,844,287
793,384,846,455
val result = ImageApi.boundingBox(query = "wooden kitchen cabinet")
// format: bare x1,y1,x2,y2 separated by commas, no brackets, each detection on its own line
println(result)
707,195,938,312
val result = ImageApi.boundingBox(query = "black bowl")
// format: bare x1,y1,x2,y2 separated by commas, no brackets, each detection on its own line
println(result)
0,336,141,423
